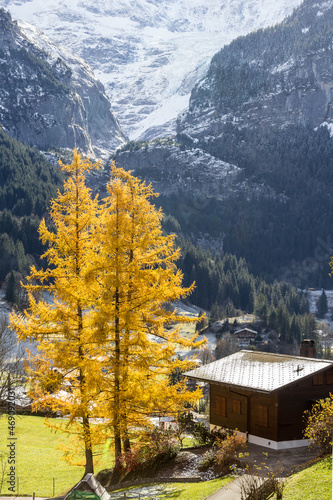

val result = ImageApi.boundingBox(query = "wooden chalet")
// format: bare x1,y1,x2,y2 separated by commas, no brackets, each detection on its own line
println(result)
185,348,333,450
234,328,257,347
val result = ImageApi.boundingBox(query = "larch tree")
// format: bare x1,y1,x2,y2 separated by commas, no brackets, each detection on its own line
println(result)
10,151,101,475
92,165,204,470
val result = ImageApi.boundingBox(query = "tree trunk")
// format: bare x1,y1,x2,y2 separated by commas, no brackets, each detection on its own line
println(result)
114,286,122,467
113,198,123,468
83,415,94,475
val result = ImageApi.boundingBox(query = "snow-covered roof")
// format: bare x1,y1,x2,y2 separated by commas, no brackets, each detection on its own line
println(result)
235,328,257,336
185,350,333,393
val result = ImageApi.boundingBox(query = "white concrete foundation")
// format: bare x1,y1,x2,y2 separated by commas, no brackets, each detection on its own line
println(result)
248,434,310,450
210,425,310,450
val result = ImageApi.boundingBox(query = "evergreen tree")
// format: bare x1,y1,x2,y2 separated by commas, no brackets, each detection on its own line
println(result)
195,310,208,332
316,289,328,318
5,271,16,304
209,302,223,325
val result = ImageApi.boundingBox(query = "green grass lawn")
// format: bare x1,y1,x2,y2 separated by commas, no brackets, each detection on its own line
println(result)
0,414,233,500
180,436,198,448
112,477,233,500
280,456,332,500
168,478,232,500
0,414,112,497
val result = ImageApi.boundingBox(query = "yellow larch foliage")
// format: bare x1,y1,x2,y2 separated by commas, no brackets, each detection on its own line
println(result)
91,164,205,467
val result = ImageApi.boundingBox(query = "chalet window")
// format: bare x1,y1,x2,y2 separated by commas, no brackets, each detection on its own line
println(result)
216,396,227,416
232,399,242,414
258,405,269,427
326,371,333,384
313,373,324,385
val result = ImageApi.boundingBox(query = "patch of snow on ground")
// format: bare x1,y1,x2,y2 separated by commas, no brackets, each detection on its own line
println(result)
271,58,296,74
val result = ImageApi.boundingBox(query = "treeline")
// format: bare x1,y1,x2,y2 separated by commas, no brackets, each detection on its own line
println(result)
208,124,333,286
178,239,255,311
177,239,317,347
0,127,63,282
0,212,44,281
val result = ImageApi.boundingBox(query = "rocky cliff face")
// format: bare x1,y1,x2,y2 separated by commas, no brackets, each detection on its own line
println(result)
114,139,241,200
0,10,126,158
178,0,333,151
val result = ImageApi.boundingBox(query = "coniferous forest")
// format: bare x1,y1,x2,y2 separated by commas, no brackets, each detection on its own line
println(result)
0,122,324,354
156,124,333,289
0,127,63,282
3,0,333,493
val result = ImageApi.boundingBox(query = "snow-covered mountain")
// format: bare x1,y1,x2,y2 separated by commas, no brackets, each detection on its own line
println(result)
3,0,303,139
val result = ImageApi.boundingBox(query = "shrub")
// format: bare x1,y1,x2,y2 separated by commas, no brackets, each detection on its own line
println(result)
240,476,284,500
210,426,230,443
115,448,140,474
136,428,180,469
193,421,212,445
113,429,180,477
174,411,194,447
215,431,247,467
239,457,285,500
304,393,333,455
198,449,216,470
193,422,229,446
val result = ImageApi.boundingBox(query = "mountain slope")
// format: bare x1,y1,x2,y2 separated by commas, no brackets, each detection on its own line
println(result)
0,125,64,281
0,9,126,157
178,0,333,147
4,0,303,139
113,0,333,288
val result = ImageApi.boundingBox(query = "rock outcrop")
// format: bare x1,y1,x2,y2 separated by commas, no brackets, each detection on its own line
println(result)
0,9,126,158
114,139,241,199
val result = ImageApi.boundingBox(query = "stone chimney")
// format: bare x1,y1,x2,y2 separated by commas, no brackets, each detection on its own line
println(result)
300,339,316,358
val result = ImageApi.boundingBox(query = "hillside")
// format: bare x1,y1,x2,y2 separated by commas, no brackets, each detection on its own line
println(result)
282,456,332,499
113,0,333,288
0,127,63,281
178,0,333,141
1,0,333,289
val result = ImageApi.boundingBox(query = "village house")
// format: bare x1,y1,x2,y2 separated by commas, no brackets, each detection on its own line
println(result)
185,341,333,450
234,327,257,347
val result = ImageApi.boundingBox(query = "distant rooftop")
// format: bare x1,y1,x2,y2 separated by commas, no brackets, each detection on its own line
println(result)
235,328,257,335
185,350,333,393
